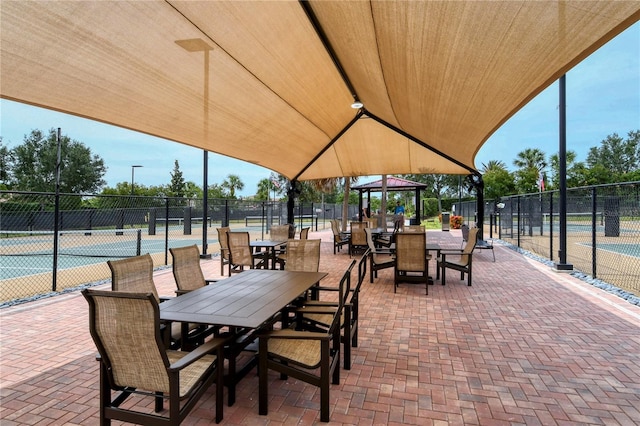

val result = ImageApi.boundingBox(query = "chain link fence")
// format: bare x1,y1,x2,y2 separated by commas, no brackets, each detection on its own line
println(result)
0,190,358,304
456,182,640,297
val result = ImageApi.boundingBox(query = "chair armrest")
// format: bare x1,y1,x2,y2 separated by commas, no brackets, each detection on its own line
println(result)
294,305,339,315
301,300,340,307
175,289,190,296
313,285,340,293
168,336,229,371
261,329,328,341
438,249,463,254
373,248,394,255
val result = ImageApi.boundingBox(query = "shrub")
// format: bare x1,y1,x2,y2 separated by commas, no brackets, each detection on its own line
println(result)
450,215,463,229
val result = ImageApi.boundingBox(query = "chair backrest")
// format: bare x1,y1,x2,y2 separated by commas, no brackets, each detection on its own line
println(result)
270,224,290,242
405,225,425,233
283,239,321,272
461,224,470,242
299,227,310,240
330,260,356,332
330,219,339,235
82,289,171,393
227,231,254,267
350,222,367,245
217,227,230,259
354,249,369,294
169,244,206,292
364,227,377,251
366,218,377,228
395,232,427,272
460,227,479,265
108,254,160,302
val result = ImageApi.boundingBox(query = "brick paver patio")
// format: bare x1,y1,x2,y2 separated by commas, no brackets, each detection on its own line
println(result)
1,228,639,425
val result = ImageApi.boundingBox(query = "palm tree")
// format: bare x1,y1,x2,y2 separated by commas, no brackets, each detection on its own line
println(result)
310,176,358,231
480,160,507,174
513,148,547,194
513,148,546,171
222,174,244,198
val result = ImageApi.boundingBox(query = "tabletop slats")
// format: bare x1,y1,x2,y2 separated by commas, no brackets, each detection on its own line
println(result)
160,269,327,329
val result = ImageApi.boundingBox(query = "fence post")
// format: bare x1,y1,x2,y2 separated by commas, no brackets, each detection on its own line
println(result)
164,198,169,265
517,196,521,247
592,187,597,278
549,191,554,261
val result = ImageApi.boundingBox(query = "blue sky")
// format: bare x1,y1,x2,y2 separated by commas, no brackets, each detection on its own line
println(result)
1,23,638,197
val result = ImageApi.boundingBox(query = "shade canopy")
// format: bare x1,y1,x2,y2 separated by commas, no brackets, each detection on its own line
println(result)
353,177,429,192
1,1,638,181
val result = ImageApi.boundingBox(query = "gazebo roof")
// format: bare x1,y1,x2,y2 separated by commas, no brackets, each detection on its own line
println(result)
352,177,428,192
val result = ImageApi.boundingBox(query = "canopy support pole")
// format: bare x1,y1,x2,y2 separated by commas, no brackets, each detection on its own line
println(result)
555,75,573,271
287,180,297,228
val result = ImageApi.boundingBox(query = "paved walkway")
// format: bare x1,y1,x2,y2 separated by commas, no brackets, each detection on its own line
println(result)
1,228,639,425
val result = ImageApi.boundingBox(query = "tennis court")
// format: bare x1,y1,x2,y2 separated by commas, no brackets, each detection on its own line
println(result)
578,242,640,258
0,229,203,280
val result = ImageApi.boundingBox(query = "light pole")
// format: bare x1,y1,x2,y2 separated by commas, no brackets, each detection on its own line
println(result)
131,165,143,195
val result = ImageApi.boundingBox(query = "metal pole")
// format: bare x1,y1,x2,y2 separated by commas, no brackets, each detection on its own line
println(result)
52,128,62,292
555,75,573,271
591,187,597,278
201,150,211,258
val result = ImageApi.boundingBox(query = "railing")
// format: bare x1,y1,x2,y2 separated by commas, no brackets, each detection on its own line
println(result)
0,190,358,304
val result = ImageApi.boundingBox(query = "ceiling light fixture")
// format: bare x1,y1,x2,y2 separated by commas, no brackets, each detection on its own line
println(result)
351,101,364,109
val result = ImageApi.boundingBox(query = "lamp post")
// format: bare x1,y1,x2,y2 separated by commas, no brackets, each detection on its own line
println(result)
131,165,143,195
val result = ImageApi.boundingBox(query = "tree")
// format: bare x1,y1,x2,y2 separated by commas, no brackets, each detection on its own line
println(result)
221,174,244,198
549,150,579,189
481,161,515,201
309,176,357,230
586,130,639,182
256,178,277,201
10,129,106,193
513,148,547,194
0,137,12,189
169,160,186,197
403,173,458,213
206,183,225,199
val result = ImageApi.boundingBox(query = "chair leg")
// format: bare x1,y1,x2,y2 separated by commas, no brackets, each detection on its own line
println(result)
99,362,111,426
258,339,268,416
154,391,163,412
215,350,224,424
343,307,351,370
425,259,429,295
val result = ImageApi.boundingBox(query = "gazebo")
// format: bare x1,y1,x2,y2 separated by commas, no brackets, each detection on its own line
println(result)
352,177,429,224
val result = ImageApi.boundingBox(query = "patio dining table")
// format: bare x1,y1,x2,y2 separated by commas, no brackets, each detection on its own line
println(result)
250,239,287,269
159,268,327,405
